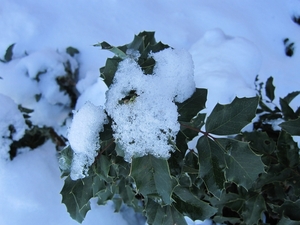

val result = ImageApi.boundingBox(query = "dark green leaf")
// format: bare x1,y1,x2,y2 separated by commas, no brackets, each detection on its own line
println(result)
276,199,300,221
279,117,300,135
127,35,144,53
61,176,93,223
283,91,300,104
145,198,187,225
265,76,275,102
18,105,34,114
216,138,265,190
95,41,127,59
66,47,79,56
277,130,299,167
100,57,122,87
206,97,259,135
197,136,226,199
278,216,300,225
4,43,15,62
130,155,175,205
280,97,297,120
177,88,207,122
173,186,217,220
241,193,266,225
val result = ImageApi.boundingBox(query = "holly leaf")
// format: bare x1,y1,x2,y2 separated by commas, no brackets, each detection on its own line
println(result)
145,198,187,225
216,138,265,190
130,155,175,205
241,193,266,225
280,97,297,120
276,130,299,167
173,186,217,220
197,136,226,199
283,91,300,104
279,117,300,135
61,176,93,223
94,41,127,59
206,97,259,135
265,76,275,102
177,88,207,122
99,57,122,87
3,43,15,62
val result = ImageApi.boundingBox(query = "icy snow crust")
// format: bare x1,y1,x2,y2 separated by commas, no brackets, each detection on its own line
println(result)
105,48,195,162
68,102,107,180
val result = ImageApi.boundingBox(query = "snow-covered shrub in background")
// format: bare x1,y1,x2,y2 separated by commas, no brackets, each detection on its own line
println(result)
0,44,79,159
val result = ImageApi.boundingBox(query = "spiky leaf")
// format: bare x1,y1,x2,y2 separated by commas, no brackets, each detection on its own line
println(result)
177,88,207,122
206,97,259,135
130,155,174,205
265,76,275,102
216,138,265,190
279,117,300,135
173,186,217,220
197,136,225,198
145,199,187,225
61,176,93,223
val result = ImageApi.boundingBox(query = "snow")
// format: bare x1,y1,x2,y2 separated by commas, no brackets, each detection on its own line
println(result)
0,0,300,225
67,102,107,180
105,48,194,161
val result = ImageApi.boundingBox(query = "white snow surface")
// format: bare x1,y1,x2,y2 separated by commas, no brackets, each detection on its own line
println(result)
0,0,300,225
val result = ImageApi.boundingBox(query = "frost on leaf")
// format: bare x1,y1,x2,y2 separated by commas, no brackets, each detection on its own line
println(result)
105,48,195,161
67,102,107,180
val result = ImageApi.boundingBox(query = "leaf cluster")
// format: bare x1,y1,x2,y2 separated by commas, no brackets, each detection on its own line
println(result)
60,33,300,225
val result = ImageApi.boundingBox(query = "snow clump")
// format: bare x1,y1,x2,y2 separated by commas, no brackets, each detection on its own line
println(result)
105,48,195,162
67,102,108,180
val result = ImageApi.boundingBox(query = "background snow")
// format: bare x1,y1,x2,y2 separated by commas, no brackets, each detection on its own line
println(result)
0,0,300,225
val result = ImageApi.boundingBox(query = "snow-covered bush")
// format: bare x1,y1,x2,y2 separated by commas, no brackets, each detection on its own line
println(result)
56,32,299,225
0,44,79,159
2,32,298,225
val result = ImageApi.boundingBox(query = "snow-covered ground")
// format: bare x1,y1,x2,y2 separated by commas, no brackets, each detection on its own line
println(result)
1,1,300,224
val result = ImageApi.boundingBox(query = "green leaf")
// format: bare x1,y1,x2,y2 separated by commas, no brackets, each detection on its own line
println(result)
216,138,265,190
265,76,275,102
61,176,93,223
206,96,259,135
277,130,299,167
130,155,175,205
177,88,207,122
4,43,15,62
276,199,300,221
280,97,297,120
58,145,73,176
145,198,187,225
173,186,217,220
66,46,80,57
94,41,127,59
283,91,300,104
241,193,266,225
100,57,122,87
279,117,300,135
278,216,300,225
197,136,226,199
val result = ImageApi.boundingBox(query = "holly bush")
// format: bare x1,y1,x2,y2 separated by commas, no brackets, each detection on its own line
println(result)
60,32,300,225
